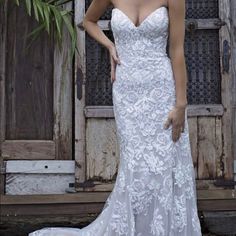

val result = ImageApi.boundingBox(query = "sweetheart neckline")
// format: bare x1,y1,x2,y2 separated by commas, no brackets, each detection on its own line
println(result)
112,6,168,29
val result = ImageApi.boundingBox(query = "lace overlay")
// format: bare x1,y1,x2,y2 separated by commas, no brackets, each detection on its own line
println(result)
29,6,202,236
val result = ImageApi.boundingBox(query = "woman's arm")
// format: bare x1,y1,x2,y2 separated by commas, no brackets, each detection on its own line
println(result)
83,0,113,50
163,0,187,142
82,0,120,82
168,0,187,108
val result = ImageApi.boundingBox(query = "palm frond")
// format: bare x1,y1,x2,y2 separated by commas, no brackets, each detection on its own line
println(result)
8,0,78,58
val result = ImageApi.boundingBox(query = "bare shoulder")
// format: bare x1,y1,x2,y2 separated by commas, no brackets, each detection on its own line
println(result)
84,0,112,22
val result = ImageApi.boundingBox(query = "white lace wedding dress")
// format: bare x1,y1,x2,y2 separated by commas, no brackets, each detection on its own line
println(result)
29,5,202,236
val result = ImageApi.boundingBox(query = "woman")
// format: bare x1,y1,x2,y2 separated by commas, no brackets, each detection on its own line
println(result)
29,0,202,235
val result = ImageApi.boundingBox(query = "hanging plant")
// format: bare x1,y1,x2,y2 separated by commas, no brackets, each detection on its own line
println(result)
4,0,78,58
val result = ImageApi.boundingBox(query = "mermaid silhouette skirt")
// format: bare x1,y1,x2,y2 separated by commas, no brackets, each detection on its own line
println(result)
29,6,202,236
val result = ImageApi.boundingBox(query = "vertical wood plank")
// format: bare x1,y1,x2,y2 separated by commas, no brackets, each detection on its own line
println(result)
198,117,217,179
0,0,8,194
6,2,54,140
86,119,119,181
74,0,86,186
53,2,73,160
188,117,198,177
215,116,223,178
219,0,233,180
230,0,236,186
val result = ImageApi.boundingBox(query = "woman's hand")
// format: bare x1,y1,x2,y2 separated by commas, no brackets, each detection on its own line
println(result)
108,44,121,83
163,105,186,142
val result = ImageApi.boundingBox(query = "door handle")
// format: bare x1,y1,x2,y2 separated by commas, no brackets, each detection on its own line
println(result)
186,19,198,34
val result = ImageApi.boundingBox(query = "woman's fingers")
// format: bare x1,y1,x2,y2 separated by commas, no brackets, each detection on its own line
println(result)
163,107,186,142
110,48,121,83
172,119,185,142
163,115,172,129
172,123,182,142
113,51,121,65
110,57,116,83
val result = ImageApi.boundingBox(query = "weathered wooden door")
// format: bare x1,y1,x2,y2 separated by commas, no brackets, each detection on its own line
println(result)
184,0,234,189
0,1,73,194
75,0,119,191
74,0,234,193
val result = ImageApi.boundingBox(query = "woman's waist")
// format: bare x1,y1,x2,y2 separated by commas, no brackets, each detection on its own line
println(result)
118,51,168,60
117,54,171,70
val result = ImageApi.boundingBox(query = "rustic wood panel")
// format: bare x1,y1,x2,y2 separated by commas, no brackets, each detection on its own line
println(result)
5,161,75,194
83,105,224,118
2,141,55,160
5,1,54,140
187,105,224,117
219,0,234,180
5,160,75,174
86,119,119,181
197,116,224,181
1,193,109,205
74,0,86,187
53,2,73,160
1,190,236,212
188,117,198,176
1,189,236,204
86,19,223,32
84,106,115,118
5,174,74,195
0,0,8,194
196,179,224,190
198,117,218,179
230,0,236,187
215,117,223,178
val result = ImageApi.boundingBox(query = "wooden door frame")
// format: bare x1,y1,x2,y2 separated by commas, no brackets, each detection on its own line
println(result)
219,0,234,180
230,0,236,184
74,0,114,190
0,0,8,194
74,0,86,188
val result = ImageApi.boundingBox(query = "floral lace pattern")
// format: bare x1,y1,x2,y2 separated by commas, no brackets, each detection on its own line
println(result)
29,6,202,236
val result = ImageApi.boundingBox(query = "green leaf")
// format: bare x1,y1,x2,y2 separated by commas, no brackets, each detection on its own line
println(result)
51,6,62,39
61,12,73,35
25,23,45,51
43,4,50,33
55,0,72,6
26,22,45,39
13,0,78,57
32,0,39,21
35,0,45,21
25,0,32,16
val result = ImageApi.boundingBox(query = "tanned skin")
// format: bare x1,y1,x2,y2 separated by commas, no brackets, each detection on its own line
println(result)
82,0,188,142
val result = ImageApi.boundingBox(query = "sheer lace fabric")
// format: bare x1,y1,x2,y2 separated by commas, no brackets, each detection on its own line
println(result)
29,6,202,236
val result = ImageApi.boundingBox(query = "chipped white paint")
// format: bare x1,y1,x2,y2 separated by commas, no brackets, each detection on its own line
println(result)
5,161,75,195
5,160,75,174
6,174,74,195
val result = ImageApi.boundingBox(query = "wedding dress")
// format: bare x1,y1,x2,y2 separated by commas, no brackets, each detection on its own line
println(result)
29,5,202,236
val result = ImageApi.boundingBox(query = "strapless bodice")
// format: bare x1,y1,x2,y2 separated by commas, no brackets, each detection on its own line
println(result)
110,6,169,61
